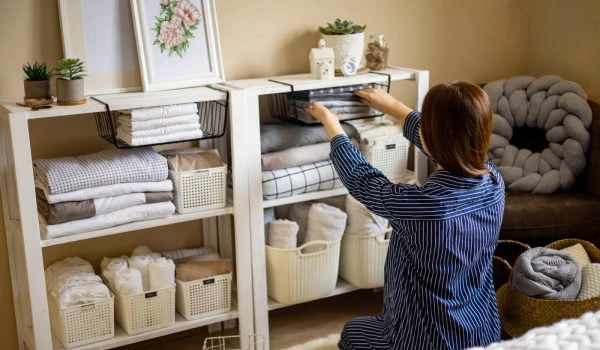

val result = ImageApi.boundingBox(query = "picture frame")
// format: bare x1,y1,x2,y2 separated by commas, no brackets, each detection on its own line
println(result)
58,0,143,95
130,0,225,92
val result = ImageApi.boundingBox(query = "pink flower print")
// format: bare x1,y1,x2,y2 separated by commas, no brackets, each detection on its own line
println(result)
158,18,185,49
174,0,200,27
160,0,169,5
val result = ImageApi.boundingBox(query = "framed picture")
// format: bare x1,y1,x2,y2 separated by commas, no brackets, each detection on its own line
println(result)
58,0,142,95
130,0,225,92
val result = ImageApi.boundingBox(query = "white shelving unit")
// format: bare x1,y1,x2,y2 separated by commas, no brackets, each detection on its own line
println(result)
0,88,254,349
225,66,429,348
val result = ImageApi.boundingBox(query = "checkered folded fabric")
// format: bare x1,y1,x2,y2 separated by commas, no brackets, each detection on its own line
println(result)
262,160,344,200
288,84,374,101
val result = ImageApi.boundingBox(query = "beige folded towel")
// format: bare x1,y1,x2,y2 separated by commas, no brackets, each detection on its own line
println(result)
304,203,347,253
175,259,233,282
562,243,591,268
577,263,600,300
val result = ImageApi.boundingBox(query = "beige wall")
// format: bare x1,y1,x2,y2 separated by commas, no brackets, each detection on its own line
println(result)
526,0,600,102
0,0,535,348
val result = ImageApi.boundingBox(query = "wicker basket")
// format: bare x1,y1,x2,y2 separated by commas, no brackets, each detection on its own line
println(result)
339,229,390,289
360,134,409,182
266,240,340,304
497,238,600,337
176,273,232,321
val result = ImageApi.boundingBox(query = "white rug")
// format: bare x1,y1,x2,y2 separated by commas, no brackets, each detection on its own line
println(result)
284,334,340,350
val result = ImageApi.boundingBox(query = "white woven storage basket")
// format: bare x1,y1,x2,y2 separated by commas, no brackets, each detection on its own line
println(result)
266,240,341,304
339,229,391,289
48,294,114,348
361,134,410,182
176,273,232,321
112,284,175,335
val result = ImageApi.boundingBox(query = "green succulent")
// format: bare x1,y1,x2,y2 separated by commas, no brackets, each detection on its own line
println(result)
57,58,87,80
22,61,55,81
319,19,366,35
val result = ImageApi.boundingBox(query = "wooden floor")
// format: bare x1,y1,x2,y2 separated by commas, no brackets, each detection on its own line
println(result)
117,289,383,350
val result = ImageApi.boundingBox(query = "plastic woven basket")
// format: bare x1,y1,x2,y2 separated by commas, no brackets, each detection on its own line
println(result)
176,273,232,321
360,134,409,182
111,284,176,335
339,229,391,289
266,240,340,304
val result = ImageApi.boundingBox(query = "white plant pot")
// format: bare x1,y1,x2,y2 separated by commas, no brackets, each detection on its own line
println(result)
321,33,365,70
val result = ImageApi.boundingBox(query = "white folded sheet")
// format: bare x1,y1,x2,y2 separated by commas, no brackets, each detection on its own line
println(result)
120,103,198,122
118,114,200,131
36,180,173,204
117,123,200,138
118,129,204,146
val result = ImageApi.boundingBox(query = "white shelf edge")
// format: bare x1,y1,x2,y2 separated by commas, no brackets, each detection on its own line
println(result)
267,279,360,311
52,309,239,350
41,205,234,247
262,187,349,208
93,87,227,111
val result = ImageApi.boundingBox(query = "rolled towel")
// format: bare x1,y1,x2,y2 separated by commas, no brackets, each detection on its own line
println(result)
132,245,153,256
149,252,163,260
174,252,221,263
101,258,128,288
162,247,214,260
56,281,111,308
114,268,144,295
268,219,299,249
304,203,347,253
128,255,152,291
561,243,592,269
344,195,388,235
577,263,600,300
288,202,312,246
149,257,175,290
512,247,581,300
175,259,233,282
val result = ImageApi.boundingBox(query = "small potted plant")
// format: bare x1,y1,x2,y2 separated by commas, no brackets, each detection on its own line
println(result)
22,61,55,99
56,58,87,105
319,19,367,71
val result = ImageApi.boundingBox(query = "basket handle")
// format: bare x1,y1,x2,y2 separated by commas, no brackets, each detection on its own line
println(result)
297,240,331,256
375,228,393,243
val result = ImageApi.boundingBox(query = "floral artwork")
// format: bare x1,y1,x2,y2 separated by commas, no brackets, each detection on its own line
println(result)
153,0,201,58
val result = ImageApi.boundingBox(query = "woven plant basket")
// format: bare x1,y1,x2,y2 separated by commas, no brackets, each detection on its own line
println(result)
496,238,600,337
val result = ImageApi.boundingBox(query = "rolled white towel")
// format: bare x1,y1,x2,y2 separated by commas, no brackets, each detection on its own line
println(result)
288,202,312,246
149,257,175,290
268,219,299,249
56,281,111,308
132,245,153,256
304,203,347,253
101,258,128,288
344,195,388,235
114,268,144,295
149,252,163,260
128,255,153,291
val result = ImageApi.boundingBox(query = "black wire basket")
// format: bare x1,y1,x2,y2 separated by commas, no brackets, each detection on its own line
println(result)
92,91,229,149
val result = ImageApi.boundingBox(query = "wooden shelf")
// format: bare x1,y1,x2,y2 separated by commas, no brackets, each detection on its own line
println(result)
268,279,360,311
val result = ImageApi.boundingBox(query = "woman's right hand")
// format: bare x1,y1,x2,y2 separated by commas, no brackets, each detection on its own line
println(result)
354,88,413,123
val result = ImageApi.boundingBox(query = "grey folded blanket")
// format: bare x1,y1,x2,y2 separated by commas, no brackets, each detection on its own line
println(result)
287,84,373,101
512,247,581,300
260,123,358,154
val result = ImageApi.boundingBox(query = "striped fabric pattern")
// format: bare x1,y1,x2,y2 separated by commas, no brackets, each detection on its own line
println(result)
332,111,505,350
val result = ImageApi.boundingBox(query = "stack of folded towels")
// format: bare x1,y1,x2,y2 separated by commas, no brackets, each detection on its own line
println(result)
45,257,111,308
34,147,175,239
287,84,379,124
101,245,174,295
116,103,203,146
260,122,359,200
161,246,233,282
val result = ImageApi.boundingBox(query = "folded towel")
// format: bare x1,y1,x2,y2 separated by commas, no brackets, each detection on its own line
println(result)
40,201,176,239
45,257,110,308
45,257,95,286
37,180,173,204
118,129,203,147
149,257,175,290
260,123,358,154
314,100,366,108
48,272,103,300
577,263,600,300
101,258,128,288
288,202,313,246
304,203,347,253
117,123,200,138
262,160,344,200
132,245,153,256
162,247,214,260
345,195,388,235
175,259,233,282
34,147,168,195
114,268,144,295
174,252,221,263
295,109,377,124
56,281,111,308
512,247,581,300
36,189,173,225
561,243,592,269
128,255,153,291
118,114,200,132
120,103,198,121
166,150,222,172
268,219,299,249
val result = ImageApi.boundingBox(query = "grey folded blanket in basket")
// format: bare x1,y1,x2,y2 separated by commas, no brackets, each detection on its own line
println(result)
511,247,581,300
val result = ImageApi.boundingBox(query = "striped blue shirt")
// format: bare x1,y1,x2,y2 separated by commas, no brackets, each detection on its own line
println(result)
331,111,505,349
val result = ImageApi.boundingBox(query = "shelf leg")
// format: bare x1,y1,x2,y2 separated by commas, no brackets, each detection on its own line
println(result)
414,70,430,185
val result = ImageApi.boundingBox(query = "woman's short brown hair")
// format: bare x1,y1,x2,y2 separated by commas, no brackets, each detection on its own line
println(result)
420,81,492,178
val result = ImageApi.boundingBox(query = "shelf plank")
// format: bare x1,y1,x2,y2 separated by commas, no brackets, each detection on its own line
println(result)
93,87,227,111
0,99,107,119
52,309,239,350
262,187,349,208
268,279,360,311
41,206,234,247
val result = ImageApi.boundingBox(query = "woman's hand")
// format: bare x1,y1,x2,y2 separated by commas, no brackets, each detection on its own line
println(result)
303,102,346,140
354,88,413,123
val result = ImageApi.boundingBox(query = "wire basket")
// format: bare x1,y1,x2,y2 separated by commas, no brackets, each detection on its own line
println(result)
203,335,266,350
267,75,390,125
92,92,228,149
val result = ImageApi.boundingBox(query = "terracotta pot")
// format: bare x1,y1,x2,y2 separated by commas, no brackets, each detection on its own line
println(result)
57,79,84,102
23,80,51,99
321,33,365,70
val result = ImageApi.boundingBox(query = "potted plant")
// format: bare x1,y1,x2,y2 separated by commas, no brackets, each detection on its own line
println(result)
319,19,367,71
56,58,87,104
22,62,55,99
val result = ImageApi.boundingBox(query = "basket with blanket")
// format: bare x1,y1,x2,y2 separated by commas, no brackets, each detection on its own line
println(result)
94,99,227,148
496,238,600,337
268,82,388,125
